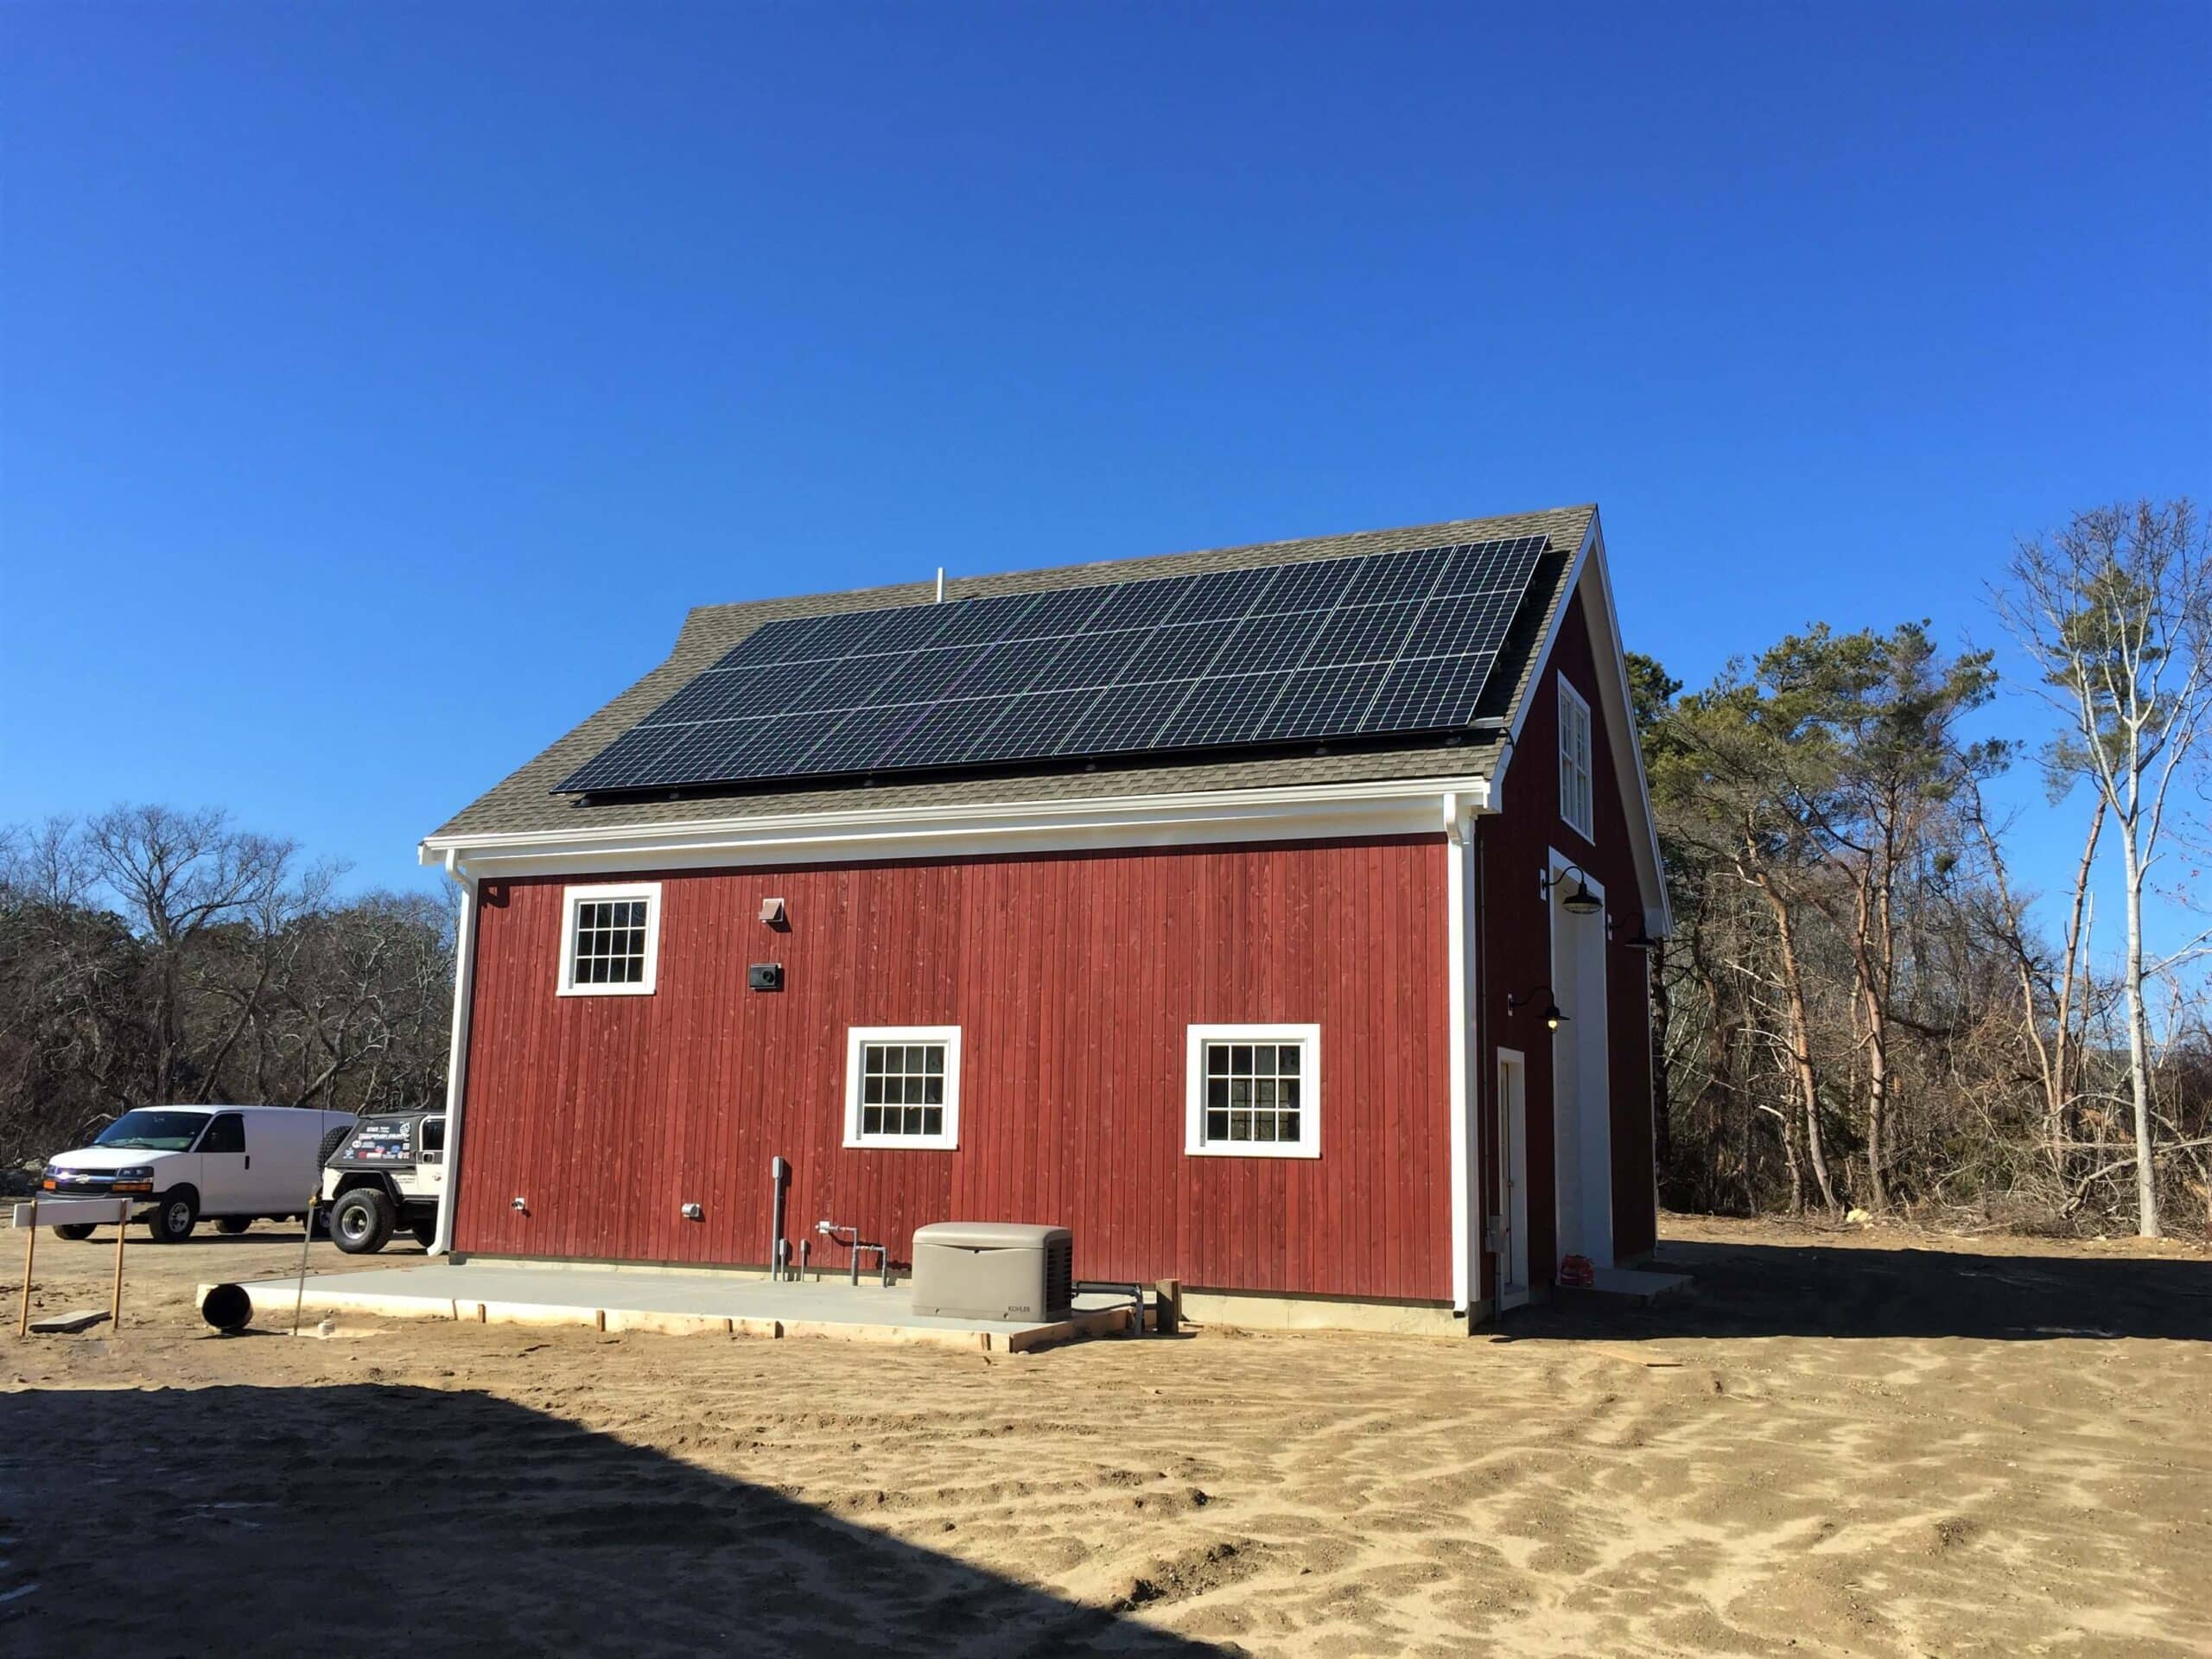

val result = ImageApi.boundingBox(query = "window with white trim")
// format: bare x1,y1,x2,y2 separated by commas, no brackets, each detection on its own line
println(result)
844,1026,961,1149
1185,1024,1321,1158
1559,677,1594,841
557,881,662,995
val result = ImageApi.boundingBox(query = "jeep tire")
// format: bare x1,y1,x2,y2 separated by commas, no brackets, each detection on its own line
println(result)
332,1186,396,1255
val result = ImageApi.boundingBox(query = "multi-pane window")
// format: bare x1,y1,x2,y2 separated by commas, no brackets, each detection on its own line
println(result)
845,1027,961,1149
1185,1025,1321,1158
1559,677,1594,841
558,883,661,995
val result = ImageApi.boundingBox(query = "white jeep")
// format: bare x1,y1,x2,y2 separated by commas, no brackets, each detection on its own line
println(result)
321,1112,447,1254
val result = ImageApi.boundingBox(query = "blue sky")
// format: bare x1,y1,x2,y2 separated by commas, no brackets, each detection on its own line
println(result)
5,4,2209,945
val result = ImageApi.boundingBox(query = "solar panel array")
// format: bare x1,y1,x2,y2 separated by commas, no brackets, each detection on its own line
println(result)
554,535,1551,794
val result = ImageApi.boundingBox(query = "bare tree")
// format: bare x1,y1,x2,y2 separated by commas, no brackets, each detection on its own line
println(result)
78,804,299,1103
0,805,454,1167
1996,499,2211,1236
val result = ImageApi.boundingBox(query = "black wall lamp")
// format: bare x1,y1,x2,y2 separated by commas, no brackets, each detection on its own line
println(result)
1542,864,1605,916
1506,986,1570,1031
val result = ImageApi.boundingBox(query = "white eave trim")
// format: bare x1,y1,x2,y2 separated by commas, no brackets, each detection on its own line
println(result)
419,772,1499,876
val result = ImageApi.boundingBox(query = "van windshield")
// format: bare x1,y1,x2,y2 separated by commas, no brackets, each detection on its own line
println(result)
92,1110,211,1152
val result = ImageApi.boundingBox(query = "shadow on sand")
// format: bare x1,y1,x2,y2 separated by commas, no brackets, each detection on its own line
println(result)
1503,1237,2212,1343
1,1383,1228,1658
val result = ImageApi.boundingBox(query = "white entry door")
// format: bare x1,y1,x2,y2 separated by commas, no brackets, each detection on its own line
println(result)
1496,1051,1530,1309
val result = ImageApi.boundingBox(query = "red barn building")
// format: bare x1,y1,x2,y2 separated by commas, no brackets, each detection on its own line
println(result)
420,505,1668,1331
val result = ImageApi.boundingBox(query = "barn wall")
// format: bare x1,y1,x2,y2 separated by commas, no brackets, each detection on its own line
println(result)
1478,582,1659,1291
453,836,1455,1302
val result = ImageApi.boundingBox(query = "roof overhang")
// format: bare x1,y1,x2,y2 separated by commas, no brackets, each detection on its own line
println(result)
419,772,1499,878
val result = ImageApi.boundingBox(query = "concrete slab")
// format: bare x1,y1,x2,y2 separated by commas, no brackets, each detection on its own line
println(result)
29,1308,111,1334
1580,1266,1695,1306
208,1261,1143,1352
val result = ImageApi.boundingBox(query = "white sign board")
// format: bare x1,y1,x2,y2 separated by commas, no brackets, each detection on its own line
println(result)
10,1198,131,1228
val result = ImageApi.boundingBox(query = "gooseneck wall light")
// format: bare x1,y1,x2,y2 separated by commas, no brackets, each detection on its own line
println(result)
1505,986,1569,1032
1541,863,1605,916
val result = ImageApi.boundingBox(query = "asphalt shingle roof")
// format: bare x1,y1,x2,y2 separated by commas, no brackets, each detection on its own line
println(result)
428,505,1594,842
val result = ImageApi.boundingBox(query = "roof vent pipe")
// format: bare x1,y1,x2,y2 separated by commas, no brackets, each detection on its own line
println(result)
935,567,945,603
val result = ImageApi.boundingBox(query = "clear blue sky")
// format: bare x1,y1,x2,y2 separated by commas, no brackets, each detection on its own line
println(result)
5,4,2209,942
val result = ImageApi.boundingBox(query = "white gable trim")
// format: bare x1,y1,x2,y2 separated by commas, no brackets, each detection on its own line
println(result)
1489,511,1672,939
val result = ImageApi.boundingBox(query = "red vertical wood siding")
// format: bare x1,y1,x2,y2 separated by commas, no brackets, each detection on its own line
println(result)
1478,587,1660,1293
454,836,1455,1302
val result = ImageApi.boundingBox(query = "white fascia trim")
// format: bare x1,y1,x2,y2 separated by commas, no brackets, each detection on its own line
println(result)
1492,510,1673,940
418,773,1499,878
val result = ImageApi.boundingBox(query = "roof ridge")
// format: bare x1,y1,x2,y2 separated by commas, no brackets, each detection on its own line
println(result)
682,504,1593,623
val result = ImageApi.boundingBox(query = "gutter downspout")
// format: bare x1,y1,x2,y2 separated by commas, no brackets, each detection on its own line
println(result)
429,846,480,1257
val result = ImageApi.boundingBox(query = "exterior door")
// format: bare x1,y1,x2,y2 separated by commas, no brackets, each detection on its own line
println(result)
1496,1051,1530,1309
194,1112,250,1213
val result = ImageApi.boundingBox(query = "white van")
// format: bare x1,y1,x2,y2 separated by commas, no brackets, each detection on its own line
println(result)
41,1105,358,1243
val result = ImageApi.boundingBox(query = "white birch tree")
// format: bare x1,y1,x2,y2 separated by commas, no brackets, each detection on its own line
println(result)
1996,499,2210,1237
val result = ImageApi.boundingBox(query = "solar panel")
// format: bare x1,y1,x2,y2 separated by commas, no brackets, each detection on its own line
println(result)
554,535,1551,794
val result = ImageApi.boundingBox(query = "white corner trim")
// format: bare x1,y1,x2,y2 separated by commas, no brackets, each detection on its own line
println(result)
843,1025,962,1150
556,880,664,996
1443,792,1476,1313
418,774,1499,878
429,852,477,1256
1184,1022,1323,1160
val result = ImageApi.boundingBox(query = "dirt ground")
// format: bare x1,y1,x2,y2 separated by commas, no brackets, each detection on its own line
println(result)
3,1216,2208,1657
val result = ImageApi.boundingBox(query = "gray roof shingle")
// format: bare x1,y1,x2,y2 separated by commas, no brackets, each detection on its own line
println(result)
428,505,1592,842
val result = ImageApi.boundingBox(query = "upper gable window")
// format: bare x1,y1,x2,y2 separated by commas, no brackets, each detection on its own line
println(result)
1559,678,1594,841
558,882,662,995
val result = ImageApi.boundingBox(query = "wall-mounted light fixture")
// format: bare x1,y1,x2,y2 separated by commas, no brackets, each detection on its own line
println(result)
1541,864,1604,916
681,1202,703,1221
510,1196,529,1213
1506,986,1570,1031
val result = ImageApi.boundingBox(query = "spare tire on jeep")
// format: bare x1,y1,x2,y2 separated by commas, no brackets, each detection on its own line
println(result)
331,1186,396,1255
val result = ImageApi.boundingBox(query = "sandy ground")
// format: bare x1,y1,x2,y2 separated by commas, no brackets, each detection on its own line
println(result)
3,1216,2208,1657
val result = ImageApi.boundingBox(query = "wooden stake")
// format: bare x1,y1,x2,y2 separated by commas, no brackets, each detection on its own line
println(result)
293,1193,317,1337
16,1195,36,1338
110,1204,127,1330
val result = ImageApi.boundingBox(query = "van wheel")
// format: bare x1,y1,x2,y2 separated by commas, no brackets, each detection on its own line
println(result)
332,1188,396,1255
147,1191,199,1243
409,1217,437,1249
217,1217,252,1236
52,1223,96,1242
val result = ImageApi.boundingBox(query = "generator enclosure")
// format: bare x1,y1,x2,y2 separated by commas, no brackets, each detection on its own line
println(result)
910,1221,1073,1320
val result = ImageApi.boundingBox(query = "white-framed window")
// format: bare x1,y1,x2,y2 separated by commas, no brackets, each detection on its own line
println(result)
1185,1024,1321,1159
844,1026,962,1150
557,881,662,995
1559,677,1594,841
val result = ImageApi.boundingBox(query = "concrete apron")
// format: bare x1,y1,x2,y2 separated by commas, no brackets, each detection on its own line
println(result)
206,1261,1143,1354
